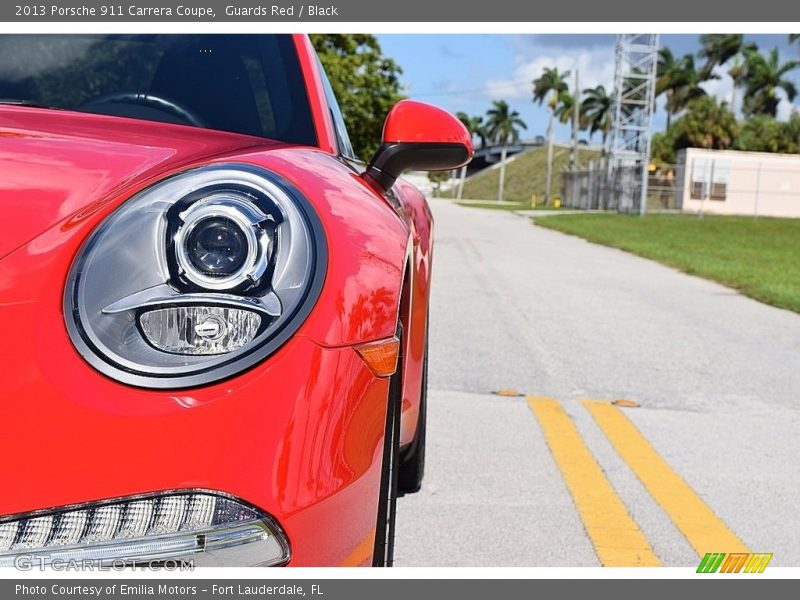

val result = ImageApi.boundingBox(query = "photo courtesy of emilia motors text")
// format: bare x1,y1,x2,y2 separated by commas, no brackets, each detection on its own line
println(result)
0,0,798,596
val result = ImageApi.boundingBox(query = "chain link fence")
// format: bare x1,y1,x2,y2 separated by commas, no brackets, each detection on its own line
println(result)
561,158,683,213
562,149,800,218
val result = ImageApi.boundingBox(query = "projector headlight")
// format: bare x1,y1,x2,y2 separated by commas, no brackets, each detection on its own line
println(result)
174,195,270,290
0,492,290,567
64,165,326,388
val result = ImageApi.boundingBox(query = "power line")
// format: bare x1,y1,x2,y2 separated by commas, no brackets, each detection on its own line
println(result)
410,78,531,97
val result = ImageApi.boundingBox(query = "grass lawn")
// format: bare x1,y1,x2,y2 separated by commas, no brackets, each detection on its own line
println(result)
534,213,800,313
458,145,600,204
456,201,529,211
453,201,577,212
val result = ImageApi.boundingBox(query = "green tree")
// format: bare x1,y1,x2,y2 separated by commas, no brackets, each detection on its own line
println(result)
698,34,744,76
742,47,800,117
456,112,487,148
485,100,527,202
787,111,800,150
554,87,587,168
735,115,798,153
726,54,748,113
581,84,613,150
658,52,713,128
427,170,452,197
675,96,738,150
533,67,570,204
455,112,486,199
697,34,756,110
671,55,713,114
310,34,404,160
650,130,678,166
653,96,737,164
553,90,576,125
656,48,683,129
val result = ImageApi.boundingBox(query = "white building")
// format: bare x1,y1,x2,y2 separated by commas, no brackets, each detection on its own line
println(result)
678,148,800,218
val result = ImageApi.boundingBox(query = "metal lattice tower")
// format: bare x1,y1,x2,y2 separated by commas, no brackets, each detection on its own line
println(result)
607,34,659,214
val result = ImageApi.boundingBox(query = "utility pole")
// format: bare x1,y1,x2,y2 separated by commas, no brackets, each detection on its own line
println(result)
544,117,554,206
571,69,580,169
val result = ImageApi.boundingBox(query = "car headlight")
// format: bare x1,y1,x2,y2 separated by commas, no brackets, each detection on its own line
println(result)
0,492,290,567
64,164,326,388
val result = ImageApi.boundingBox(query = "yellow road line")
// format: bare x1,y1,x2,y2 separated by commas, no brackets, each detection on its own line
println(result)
527,396,660,566
582,400,749,557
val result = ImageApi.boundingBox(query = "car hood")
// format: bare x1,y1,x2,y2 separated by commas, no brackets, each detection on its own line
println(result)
0,106,278,260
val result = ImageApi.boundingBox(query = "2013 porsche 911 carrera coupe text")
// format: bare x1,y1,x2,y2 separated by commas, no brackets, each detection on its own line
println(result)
0,33,473,567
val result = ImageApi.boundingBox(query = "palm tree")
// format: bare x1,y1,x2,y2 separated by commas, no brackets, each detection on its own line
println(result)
656,48,682,129
455,112,485,200
727,54,748,112
742,47,800,117
457,112,488,149
581,85,613,152
673,56,713,111
679,96,738,151
698,34,744,77
484,100,527,203
697,34,756,111
658,51,712,129
456,112,486,147
533,67,570,205
553,90,574,125
554,88,586,168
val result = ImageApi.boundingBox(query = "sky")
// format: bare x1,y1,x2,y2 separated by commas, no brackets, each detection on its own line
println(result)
376,34,800,145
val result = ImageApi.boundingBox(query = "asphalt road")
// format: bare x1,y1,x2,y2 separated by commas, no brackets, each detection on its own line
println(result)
394,200,800,568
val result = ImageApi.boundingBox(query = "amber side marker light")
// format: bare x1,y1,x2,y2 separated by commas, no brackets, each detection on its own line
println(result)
492,389,524,397
355,336,400,377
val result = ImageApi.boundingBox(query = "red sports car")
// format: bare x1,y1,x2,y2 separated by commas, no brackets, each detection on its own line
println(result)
0,34,472,567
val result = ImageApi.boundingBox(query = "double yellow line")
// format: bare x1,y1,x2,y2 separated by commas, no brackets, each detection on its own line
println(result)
528,397,748,567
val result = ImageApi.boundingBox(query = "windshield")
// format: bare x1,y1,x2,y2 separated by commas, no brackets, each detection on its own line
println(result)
0,34,317,145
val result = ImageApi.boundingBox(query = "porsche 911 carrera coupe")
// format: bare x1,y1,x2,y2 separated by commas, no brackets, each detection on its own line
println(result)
0,33,473,567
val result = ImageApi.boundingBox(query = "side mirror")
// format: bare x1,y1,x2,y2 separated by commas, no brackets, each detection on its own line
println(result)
364,100,474,192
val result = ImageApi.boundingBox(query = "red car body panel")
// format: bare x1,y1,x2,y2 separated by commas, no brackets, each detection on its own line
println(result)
0,34,434,566
0,106,270,261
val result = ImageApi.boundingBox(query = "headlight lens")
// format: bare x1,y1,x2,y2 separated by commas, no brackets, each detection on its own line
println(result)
0,492,290,567
174,194,270,290
64,165,326,388
186,216,250,276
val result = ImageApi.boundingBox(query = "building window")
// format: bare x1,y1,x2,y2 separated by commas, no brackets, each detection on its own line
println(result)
690,157,730,201
690,158,708,199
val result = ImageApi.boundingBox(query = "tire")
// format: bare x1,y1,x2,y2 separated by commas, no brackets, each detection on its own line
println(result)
398,327,428,494
372,326,402,567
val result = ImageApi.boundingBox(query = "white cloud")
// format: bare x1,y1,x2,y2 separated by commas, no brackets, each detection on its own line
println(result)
484,46,615,103
700,66,735,107
776,99,797,120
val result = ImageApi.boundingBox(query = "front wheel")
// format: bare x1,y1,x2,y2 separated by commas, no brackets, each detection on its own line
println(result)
372,327,402,567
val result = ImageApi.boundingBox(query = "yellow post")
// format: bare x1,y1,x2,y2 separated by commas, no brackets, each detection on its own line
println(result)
553,198,561,208
530,193,536,208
